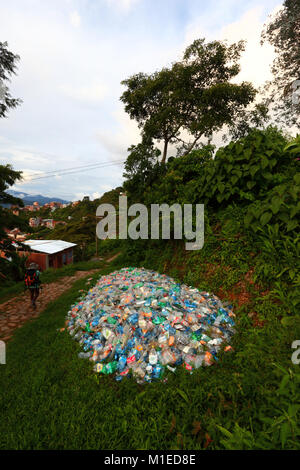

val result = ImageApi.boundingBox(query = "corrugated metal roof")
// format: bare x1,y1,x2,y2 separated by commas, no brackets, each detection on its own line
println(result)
23,240,77,255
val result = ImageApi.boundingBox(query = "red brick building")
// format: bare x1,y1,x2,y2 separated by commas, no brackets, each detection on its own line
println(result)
18,240,77,270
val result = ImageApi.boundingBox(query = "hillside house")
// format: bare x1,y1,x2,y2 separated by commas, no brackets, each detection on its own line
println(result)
29,217,42,227
40,219,66,229
18,239,77,270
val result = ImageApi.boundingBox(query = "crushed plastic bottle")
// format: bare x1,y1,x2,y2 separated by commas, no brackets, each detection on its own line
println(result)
66,267,235,384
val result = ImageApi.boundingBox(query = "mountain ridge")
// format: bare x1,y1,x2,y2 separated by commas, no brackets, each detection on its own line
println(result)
6,190,70,206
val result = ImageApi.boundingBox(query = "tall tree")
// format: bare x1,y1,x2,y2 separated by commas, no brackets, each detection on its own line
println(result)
0,165,25,281
261,0,300,128
120,38,258,164
123,140,161,202
0,41,22,119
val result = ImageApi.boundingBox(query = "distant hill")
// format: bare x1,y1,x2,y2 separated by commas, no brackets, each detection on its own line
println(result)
5,190,70,206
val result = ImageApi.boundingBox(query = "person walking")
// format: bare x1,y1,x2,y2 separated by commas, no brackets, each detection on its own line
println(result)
24,263,42,309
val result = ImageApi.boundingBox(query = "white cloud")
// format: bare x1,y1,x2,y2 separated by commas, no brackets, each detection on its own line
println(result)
60,82,108,103
16,169,45,184
219,7,276,87
91,191,102,199
96,106,141,160
105,0,140,12
0,146,49,166
70,10,81,27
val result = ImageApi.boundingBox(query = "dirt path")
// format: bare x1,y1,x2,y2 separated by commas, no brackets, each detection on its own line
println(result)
105,252,121,264
0,269,100,343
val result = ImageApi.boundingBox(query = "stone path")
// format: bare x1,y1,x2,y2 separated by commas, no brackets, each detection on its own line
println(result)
0,269,100,343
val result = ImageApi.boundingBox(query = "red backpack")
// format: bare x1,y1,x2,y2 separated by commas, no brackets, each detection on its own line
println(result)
25,269,38,288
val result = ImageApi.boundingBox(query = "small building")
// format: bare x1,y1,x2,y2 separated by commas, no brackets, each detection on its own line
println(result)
41,218,53,228
19,239,77,270
40,219,66,229
25,205,35,212
29,217,42,227
10,205,20,216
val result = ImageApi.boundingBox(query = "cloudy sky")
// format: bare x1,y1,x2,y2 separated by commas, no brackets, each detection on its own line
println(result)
0,0,282,201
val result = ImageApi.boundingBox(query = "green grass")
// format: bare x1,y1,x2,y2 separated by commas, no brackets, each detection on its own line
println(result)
0,281,25,304
0,261,299,450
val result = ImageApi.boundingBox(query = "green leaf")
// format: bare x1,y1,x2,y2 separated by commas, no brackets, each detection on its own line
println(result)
279,212,289,223
276,267,289,278
250,165,259,178
280,422,290,449
261,156,269,169
278,374,290,394
254,135,262,149
246,181,256,190
250,206,262,219
288,186,299,201
289,269,296,280
244,148,252,160
235,143,243,155
284,141,298,152
293,173,300,185
270,196,282,214
262,171,273,180
176,389,189,403
240,190,255,201
218,182,225,194
260,212,272,226
287,220,298,232
217,425,232,438
244,212,253,226
290,206,299,218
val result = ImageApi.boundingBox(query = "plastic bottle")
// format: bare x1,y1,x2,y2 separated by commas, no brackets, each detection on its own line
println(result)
78,351,92,359
148,348,158,365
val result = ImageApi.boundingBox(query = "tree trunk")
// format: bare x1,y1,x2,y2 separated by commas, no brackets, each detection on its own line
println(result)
161,140,168,164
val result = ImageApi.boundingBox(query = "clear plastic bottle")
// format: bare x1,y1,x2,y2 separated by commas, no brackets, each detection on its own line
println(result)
148,348,158,365
78,351,92,359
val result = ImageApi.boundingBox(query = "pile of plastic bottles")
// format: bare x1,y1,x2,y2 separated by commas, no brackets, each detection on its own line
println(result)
66,267,235,384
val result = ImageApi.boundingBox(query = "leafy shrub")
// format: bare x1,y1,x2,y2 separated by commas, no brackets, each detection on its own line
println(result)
196,127,293,207
244,174,300,235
